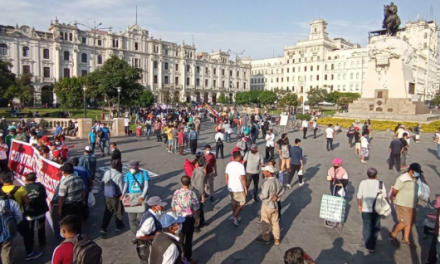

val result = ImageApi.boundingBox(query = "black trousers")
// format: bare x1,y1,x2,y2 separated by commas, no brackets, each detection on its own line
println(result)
190,140,198,155
265,146,274,160
303,128,307,138
61,202,83,233
101,196,124,230
82,192,89,220
262,128,267,139
389,153,401,171
326,138,333,150
313,128,317,138
29,217,46,245
0,159,8,172
17,219,33,254
245,173,260,198
199,202,206,227
288,164,302,185
216,144,224,159
179,216,195,261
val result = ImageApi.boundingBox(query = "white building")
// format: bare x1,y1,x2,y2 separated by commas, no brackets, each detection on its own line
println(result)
251,19,440,102
0,18,251,105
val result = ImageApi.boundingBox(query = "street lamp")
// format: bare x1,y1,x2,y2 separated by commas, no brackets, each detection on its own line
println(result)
82,84,87,118
76,21,111,69
117,87,122,117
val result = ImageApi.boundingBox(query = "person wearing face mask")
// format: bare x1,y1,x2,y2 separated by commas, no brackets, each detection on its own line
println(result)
191,160,207,232
110,142,122,173
122,160,150,244
100,161,123,236
79,146,97,180
150,212,185,264
389,163,424,249
135,196,166,263
15,127,28,143
203,145,217,202
327,158,348,196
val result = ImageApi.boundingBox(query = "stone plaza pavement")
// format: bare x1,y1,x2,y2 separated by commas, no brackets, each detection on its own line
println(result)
9,122,440,264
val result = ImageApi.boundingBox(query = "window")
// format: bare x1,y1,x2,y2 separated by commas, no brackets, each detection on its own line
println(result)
222,81,225,88
186,77,190,86
351,61,354,68
237,82,239,88
287,77,289,82
213,80,216,87
82,37,87,44
281,77,284,82
60,33,63,40
196,66,200,73
97,40,102,46
64,32,68,41
328,57,331,60
0,44,7,55
81,70,88,77
164,76,169,84
175,77,179,84
301,86,303,92
317,75,319,81
356,72,359,79
42,48,50,59
236,71,239,77
293,59,295,63
276,78,279,83
287,59,289,64
112,39,119,48
63,68,70,78
206,67,209,74
196,78,200,86
244,72,246,78
154,75,158,84
304,66,307,72
43,67,50,78
135,42,139,51
350,73,353,79
64,51,70,61
292,86,295,91
22,65,30,74
331,74,334,80
69,33,72,41
244,83,246,89
222,69,225,76
325,75,327,80
154,61,158,69
164,62,169,70
293,67,295,73
343,73,346,80
213,68,216,75
186,65,190,72
229,70,232,77
205,79,208,86
165,49,168,55
175,64,179,71
311,66,313,71
287,68,289,73
331,64,334,70
23,46,29,57
424,32,428,39
81,53,87,63
317,66,320,71
309,75,312,81
98,55,103,64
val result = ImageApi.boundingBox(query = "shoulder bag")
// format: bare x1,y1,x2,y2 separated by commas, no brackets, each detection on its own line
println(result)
373,181,391,216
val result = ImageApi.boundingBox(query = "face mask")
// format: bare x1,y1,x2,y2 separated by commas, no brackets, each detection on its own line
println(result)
251,150,257,154
55,142,60,145
174,223,182,236
129,168,136,174
156,210,163,216
111,149,114,152
205,150,210,154
413,171,420,178
60,231,65,238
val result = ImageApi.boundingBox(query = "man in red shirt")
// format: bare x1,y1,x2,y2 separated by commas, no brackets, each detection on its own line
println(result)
52,215,79,264
204,144,217,202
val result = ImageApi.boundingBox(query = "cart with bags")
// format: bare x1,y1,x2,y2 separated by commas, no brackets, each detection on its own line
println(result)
319,186,346,228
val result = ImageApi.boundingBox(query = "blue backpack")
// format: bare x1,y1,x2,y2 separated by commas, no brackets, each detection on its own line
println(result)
0,200,18,243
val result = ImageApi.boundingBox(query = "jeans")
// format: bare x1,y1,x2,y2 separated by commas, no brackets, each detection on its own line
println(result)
29,217,46,246
314,128,317,138
198,202,206,227
128,213,143,235
361,212,381,250
250,133,257,144
172,139,178,153
100,140,110,155
265,146,274,160
326,138,333,150
401,149,408,166
146,128,151,139
225,133,232,143
101,196,124,231
90,141,96,154
389,153,401,171
216,144,224,158
246,173,260,198
190,140,198,155
155,130,162,141
179,216,195,261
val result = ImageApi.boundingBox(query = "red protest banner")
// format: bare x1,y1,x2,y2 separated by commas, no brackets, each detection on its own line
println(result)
8,139,62,229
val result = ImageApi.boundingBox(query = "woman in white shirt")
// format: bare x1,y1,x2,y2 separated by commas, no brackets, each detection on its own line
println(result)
360,132,370,163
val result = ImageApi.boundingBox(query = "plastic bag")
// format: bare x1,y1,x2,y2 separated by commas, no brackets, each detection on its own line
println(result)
88,193,96,207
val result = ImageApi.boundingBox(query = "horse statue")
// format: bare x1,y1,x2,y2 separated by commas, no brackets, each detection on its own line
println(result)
382,2,401,36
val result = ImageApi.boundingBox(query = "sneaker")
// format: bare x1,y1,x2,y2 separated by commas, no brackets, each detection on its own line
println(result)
115,224,125,232
229,215,242,222
299,182,304,187
230,218,239,226
25,251,42,260
100,229,107,234
285,184,292,189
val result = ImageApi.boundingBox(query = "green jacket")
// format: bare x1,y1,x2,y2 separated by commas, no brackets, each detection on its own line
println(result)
5,134,17,148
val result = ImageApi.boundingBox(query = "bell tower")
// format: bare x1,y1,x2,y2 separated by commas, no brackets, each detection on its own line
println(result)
309,19,328,40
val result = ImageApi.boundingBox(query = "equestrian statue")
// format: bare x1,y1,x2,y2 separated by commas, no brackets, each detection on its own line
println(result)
382,2,401,36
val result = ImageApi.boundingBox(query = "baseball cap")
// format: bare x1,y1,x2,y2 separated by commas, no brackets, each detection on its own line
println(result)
262,165,275,173
60,162,74,173
333,158,342,165
250,144,258,150
160,212,185,228
147,196,167,207
408,163,423,173
41,136,49,141
84,146,91,152
129,160,140,168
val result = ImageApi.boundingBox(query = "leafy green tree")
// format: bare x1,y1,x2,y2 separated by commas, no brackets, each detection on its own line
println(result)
217,93,229,104
54,76,85,109
85,55,144,109
306,88,328,106
258,91,277,106
137,90,154,106
0,59,16,96
326,91,361,108
235,92,248,105
3,73,34,106
278,92,299,111
432,95,440,106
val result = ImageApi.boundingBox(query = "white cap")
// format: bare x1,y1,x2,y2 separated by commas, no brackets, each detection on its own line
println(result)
84,146,91,151
261,165,275,173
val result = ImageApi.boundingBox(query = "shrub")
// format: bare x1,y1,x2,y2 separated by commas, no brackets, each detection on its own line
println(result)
296,114,311,121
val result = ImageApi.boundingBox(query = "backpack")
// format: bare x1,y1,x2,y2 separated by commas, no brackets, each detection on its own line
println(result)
373,181,391,216
251,124,256,133
103,171,121,198
281,145,290,159
63,235,103,264
184,159,195,177
0,186,20,202
97,129,104,138
217,136,223,145
0,200,18,243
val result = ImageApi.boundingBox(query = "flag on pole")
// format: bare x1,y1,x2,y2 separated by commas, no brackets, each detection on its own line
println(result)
205,103,219,118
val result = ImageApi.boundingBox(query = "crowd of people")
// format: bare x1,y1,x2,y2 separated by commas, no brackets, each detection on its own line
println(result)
0,105,439,264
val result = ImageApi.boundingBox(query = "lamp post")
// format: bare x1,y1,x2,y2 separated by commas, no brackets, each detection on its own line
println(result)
117,87,122,117
82,84,87,118
76,21,111,70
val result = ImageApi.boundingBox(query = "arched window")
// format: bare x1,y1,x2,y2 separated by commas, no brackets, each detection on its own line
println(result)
81,53,87,63
0,43,7,55
64,51,70,61
331,64,334,70
23,46,30,57
97,55,103,64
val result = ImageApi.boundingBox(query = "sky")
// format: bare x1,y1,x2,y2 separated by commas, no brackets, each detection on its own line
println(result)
0,0,439,60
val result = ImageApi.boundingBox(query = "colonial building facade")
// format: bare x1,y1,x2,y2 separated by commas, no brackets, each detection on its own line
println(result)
251,19,439,102
0,18,251,105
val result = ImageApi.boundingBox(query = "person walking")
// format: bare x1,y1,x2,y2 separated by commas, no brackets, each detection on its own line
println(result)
191,160,207,232
347,124,355,149
110,142,122,173
262,118,269,139
360,132,370,164
255,165,284,245
214,129,224,159
88,129,96,154
189,127,198,155
0,137,9,172
154,119,163,142
327,158,349,196
226,151,247,226
243,144,265,202
312,120,318,138
265,129,275,160
276,133,290,173
388,138,404,172
287,139,304,188
389,163,423,248
301,119,308,139
325,124,335,151
400,133,410,170
100,160,125,234
204,145,217,201
98,123,111,157
357,168,386,253
178,128,185,155
354,127,361,156
171,176,200,264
